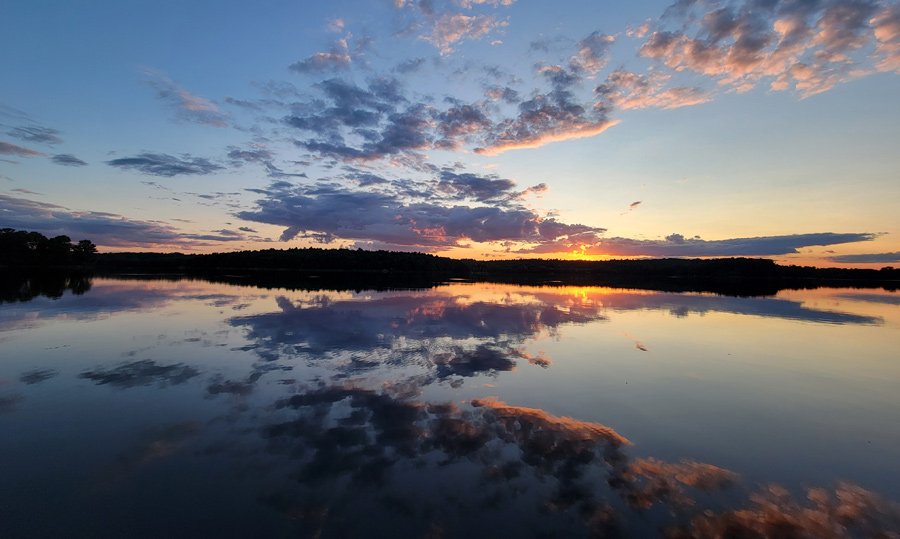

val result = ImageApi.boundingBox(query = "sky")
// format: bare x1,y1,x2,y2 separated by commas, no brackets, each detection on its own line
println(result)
1,0,898,267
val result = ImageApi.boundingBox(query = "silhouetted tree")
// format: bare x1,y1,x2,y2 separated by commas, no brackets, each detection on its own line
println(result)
0,229,97,266
72,239,97,263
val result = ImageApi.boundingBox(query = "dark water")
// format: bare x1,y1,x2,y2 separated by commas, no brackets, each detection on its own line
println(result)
1,276,898,537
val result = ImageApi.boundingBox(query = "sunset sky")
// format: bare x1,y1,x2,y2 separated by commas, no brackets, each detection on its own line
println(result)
1,0,898,266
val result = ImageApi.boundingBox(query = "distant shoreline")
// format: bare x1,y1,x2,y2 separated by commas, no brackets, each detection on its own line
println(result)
2,248,897,297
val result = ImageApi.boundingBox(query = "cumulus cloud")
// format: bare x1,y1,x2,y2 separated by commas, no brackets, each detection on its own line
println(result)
289,37,353,73
640,0,895,97
0,141,45,157
106,153,224,177
142,68,228,127
520,231,877,257
50,153,88,166
829,251,900,263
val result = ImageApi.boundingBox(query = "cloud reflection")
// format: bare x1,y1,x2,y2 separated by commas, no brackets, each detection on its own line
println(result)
80,360,200,389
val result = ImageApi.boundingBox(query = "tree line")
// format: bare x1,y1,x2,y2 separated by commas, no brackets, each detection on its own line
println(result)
0,228,97,266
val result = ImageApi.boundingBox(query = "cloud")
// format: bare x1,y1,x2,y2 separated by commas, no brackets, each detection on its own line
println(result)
142,68,228,127
569,32,615,75
226,146,273,165
289,37,353,73
596,69,711,110
640,0,892,97
456,0,516,7
476,79,619,154
327,18,345,33
50,153,88,166
283,60,630,160
0,141,45,157
106,152,224,177
80,360,200,389
6,125,63,145
395,57,428,73
0,193,191,247
238,178,604,251
520,231,877,257
20,369,59,385
829,251,900,263
423,13,508,54
436,170,516,201
871,4,900,72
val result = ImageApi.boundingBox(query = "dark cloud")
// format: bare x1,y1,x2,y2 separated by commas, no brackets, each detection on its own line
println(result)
50,153,88,166
520,232,877,257
395,57,428,73
6,125,63,145
238,179,604,250
829,252,900,263
80,360,200,389
0,141,45,157
106,153,224,177
227,146,273,164
0,193,189,247
230,289,606,366
265,162,308,179
142,68,228,127
20,369,59,385
436,169,516,201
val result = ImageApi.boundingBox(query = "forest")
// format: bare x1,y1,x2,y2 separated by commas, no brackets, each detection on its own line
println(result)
1,229,896,295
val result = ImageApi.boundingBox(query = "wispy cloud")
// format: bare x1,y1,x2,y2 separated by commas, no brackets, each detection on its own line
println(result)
50,153,88,166
596,70,710,110
0,141,45,157
829,252,900,263
520,232,878,257
106,153,224,177
6,125,63,145
142,68,229,127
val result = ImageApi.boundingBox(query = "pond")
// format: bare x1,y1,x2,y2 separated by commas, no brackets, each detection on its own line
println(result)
1,276,898,537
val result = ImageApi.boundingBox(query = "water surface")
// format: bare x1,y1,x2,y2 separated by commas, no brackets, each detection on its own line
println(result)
1,277,898,537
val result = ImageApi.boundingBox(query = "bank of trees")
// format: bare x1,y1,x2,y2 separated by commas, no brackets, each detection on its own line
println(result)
0,228,97,266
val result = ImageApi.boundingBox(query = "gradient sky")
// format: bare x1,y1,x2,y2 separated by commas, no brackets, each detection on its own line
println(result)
1,0,898,266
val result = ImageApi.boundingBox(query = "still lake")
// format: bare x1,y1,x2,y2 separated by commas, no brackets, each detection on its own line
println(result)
1,276,898,537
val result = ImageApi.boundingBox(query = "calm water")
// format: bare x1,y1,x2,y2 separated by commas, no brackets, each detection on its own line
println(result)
1,277,898,537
